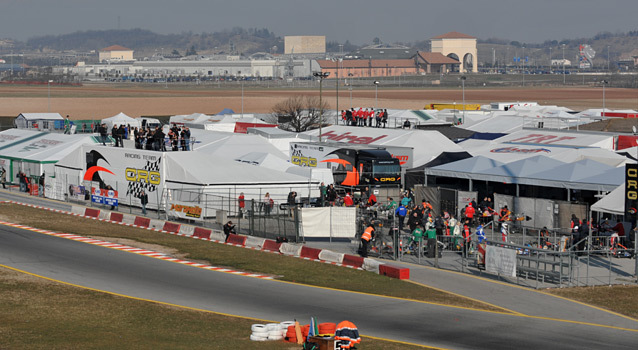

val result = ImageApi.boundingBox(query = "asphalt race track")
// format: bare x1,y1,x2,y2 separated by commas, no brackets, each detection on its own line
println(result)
1,223,637,349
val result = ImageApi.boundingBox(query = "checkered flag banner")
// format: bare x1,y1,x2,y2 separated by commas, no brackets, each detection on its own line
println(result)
126,157,162,197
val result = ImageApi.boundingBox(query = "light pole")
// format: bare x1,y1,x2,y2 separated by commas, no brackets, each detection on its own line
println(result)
241,81,244,117
602,80,608,117
373,81,379,111
313,71,330,142
47,80,53,112
461,76,466,125
562,44,566,85
348,73,353,109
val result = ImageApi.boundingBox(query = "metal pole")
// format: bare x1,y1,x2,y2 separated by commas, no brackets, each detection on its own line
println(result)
562,45,566,85
319,77,323,141
336,60,339,122
47,80,52,112
241,81,244,117
461,76,466,125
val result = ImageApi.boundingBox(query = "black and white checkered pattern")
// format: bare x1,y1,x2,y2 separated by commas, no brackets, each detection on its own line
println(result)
126,158,162,197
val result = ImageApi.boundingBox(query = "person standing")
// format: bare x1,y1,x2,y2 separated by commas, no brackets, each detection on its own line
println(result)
118,125,126,147
319,182,327,207
64,115,71,134
382,109,388,128
182,127,191,151
137,190,148,215
287,191,297,218
263,192,272,216
38,172,45,196
343,192,354,207
327,184,337,206
99,123,108,146
238,192,245,218
395,204,408,232
359,222,375,257
0,167,6,189
111,124,120,147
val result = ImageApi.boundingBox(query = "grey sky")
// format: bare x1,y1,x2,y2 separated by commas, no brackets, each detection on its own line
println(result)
2,0,637,44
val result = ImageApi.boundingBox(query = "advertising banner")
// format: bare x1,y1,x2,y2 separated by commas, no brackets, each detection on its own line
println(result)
168,200,204,221
625,163,638,221
91,187,119,206
81,146,165,209
485,245,517,277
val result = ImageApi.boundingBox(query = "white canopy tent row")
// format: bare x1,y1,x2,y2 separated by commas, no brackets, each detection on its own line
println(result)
189,129,334,185
0,129,99,184
53,145,320,213
458,129,619,164
425,155,624,198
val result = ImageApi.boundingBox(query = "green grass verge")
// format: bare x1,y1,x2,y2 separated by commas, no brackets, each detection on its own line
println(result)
0,267,430,349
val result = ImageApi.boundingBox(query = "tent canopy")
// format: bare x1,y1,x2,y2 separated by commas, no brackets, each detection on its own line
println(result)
591,184,624,215
102,112,141,130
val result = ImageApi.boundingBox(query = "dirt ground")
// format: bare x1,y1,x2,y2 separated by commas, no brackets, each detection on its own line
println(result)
0,84,637,119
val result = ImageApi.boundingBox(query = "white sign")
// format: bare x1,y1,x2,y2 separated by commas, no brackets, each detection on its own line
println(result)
485,245,517,277
168,200,204,221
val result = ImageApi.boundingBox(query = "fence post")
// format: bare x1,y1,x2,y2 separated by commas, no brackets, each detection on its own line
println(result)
250,199,255,236
294,206,300,243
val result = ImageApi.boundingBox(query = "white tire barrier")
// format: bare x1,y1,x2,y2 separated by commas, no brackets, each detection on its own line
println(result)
251,324,266,332
250,334,267,341
251,331,269,338
318,250,345,264
245,236,266,249
279,242,302,257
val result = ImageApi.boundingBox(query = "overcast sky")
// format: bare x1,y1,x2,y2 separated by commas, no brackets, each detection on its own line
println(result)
2,0,637,44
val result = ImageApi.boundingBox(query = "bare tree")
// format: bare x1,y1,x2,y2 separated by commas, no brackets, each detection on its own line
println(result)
270,95,330,132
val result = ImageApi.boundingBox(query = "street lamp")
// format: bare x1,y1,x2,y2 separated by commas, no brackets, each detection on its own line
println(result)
47,80,53,112
313,71,330,142
562,44,566,85
461,76,466,125
347,73,353,109
373,81,379,111
601,80,608,117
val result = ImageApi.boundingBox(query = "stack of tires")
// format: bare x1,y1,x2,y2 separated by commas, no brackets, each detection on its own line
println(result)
251,321,295,342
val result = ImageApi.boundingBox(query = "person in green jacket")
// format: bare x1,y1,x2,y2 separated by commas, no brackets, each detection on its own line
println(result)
409,225,424,254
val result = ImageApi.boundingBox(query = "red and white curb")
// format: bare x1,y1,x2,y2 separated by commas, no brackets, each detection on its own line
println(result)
1,200,366,272
0,207,274,280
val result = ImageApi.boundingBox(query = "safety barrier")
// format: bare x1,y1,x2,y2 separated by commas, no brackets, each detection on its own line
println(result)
318,250,345,264
262,239,282,252
226,233,247,246
193,227,212,239
85,208,100,218
245,236,266,249
342,254,364,269
110,212,124,223
134,216,151,228
379,264,410,279
299,246,322,260
162,222,181,233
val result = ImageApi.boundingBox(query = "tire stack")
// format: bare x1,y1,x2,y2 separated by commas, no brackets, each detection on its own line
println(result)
251,321,295,342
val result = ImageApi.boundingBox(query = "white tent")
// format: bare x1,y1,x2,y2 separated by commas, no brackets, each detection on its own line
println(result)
0,129,97,182
169,113,211,125
102,112,141,130
591,184,624,216
302,125,463,168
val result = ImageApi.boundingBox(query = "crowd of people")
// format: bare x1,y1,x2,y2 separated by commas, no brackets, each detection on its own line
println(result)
96,123,191,151
340,108,389,128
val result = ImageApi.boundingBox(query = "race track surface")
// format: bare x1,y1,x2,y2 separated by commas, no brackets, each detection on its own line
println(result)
1,223,637,349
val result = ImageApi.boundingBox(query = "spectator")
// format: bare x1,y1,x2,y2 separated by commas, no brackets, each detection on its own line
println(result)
223,221,235,242
327,184,337,206
287,191,297,218
238,192,245,218
382,109,388,128
343,192,354,207
408,211,422,232
403,119,411,129
99,123,108,146
182,127,191,151
137,190,148,215
465,203,475,225
38,172,45,196
111,124,120,147
263,192,273,216
395,205,408,231
0,167,6,189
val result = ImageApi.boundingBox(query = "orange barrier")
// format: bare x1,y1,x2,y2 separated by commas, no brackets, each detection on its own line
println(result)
318,322,336,335
379,264,410,279
285,325,297,343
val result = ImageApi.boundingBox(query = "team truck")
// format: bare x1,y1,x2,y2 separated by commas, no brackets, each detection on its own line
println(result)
290,142,401,188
